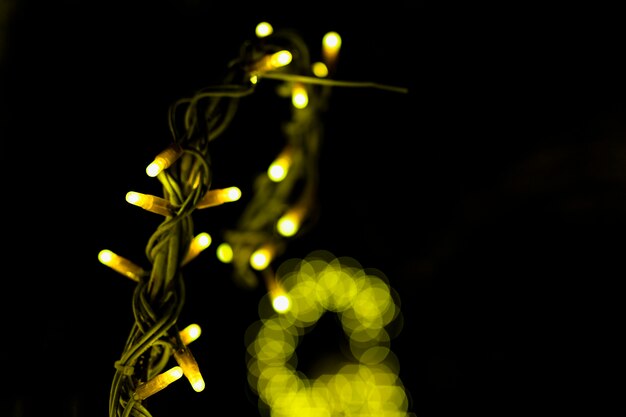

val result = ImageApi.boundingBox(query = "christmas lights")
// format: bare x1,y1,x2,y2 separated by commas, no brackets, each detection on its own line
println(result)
245,251,411,417
98,249,147,282
133,366,184,401
100,20,408,417
125,191,175,217
146,142,184,178
181,232,212,266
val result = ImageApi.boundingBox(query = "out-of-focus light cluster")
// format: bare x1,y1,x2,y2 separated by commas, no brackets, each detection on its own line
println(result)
245,251,411,417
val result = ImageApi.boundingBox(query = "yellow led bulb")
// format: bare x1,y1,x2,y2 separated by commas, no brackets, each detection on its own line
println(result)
181,232,212,266
267,146,293,182
255,21,273,38
216,242,234,263
291,82,308,109
179,323,202,346
276,203,308,237
126,191,174,216
146,142,183,177
250,243,277,271
248,50,292,74
173,347,205,392
196,186,241,209
134,366,184,401
322,31,342,73
98,249,146,282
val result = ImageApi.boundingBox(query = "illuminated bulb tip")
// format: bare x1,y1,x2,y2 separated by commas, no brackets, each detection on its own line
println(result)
180,323,202,345
146,161,163,177
272,294,290,313
250,248,273,270
292,84,308,109
196,232,212,248
312,62,329,78
98,249,145,282
271,50,292,68
226,186,242,202
196,186,241,209
145,143,184,177
277,217,298,237
182,232,212,266
133,366,184,401
255,21,273,38
125,191,174,216
268,164,287,182
216,243,233,263
98,249,114,264
323,31,342,50
192,379,206,392
126,191,141,205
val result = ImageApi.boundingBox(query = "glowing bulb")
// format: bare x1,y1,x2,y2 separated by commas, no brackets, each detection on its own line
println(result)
292,83,308,109
196,186,241,209
272,294,291,313
145,143,183,177
98,249,146,282
180,323,202,345
126,191,174,216
267,146,293,182
216,242,233,263
248,50,293,74
276,204,307,237
250,245,276,270
323,31,342,50
312,62,329,78
134,366,184,401
173,347,205,393
271,50,292,67
255,21,273,38
276,216,298,237
181,232,212,266
322,31,342,72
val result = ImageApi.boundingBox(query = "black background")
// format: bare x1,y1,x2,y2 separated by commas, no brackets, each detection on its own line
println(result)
2,2,626,417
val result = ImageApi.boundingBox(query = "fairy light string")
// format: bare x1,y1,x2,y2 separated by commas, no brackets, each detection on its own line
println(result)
99,21,408,417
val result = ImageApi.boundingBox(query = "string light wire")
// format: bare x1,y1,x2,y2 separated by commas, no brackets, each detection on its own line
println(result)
101,22,408,417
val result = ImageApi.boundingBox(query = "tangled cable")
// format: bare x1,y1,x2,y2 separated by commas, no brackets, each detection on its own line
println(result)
99,21,407,417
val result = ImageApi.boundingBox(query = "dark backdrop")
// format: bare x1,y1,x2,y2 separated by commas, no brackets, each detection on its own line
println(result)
2,2,626,417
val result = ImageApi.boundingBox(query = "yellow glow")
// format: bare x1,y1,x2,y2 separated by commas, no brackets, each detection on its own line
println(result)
276,216,298,237
268,164,287,182
272,294,291,313
179,323,202,345
267,146,293,182
277,205,306,237
196,186,241,209
246,252,410,417
182,232,212,266
174,347,205,392
98,249,146,282
292,83,308,109
145,143,183,177
255,21,273,38
249,50,293,75
125,191,173,216
134,366,184,400
322,31,342,71
216,242,233,263
250,251,270,270
322,31,342,50
312,62,329,78
250,246,274,270
250,75,259,84
271,50,292,68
